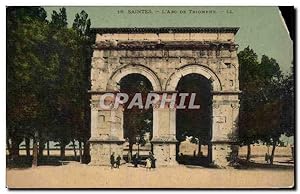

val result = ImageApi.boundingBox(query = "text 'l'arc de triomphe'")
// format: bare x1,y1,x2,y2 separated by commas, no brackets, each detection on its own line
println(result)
89,27,240,167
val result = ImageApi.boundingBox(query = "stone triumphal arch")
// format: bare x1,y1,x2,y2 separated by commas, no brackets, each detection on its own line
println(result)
89,27,240,167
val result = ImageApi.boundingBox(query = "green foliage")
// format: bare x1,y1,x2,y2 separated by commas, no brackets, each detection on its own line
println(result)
7,7,92,156
7,7,49,143
280,72,295,136
50,7,68,29
72,11,91,37
238,46,294,148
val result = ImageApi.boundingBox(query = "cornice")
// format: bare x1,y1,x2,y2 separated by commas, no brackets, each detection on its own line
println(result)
90,27,239,34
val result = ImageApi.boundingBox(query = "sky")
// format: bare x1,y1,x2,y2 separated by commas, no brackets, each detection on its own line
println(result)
44,6,293,73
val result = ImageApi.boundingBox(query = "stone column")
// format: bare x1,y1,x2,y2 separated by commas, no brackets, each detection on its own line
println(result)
211,92,240,167
89,93,125,166
151,93,178,166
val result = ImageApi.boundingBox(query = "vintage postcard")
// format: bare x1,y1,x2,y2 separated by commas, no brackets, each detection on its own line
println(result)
6,6,295,189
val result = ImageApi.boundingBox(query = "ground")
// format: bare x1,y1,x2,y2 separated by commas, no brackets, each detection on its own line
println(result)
6,163,294,188
6,145,294,188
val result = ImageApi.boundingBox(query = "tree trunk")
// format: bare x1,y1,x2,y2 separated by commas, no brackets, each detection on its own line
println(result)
38,139,44,157
32,138,38,167
60,144,66,158
72,139,77,159
197,143,202,157
246,144,251,162
270,142,277,165
25,137,31,157
129,142,133,154
6,138,11,159
11,138,21,159
47,140,50,157
83,141,90,163
79,141,83,163
291,146,294,160
207,143,213,163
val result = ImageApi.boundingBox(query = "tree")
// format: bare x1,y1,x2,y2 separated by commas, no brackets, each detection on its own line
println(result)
45,8,92,159
255,55,283,164
237,47,261,161
7,7,93,165
50,7,67,29
280,70,295,160
280,70,295,137
257,64,294,164
72,10,91,36
7,7,49,162
238,47,285,163
71,10,92,162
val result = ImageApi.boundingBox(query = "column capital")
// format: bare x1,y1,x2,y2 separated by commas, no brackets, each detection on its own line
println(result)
212,90,241,95
89,136,125,143
151,136,178,143
88,90,120,94
212,103,220,109
231,103,240,109
90,103,98,110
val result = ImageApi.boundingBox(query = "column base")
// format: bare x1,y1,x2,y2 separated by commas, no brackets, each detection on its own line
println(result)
151,137,178,166
89,137,125,166
211,141,239,168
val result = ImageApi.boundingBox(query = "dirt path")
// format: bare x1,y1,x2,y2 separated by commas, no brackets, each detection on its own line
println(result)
6,163,294,189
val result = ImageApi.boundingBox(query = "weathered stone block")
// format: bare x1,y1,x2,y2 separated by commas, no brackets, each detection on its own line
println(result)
180,57,196,65
190,33,218,41
211,143,231,167
95,34,108,42
93,50,104,58
144,51,163,57
174,33,190,40
144,33,159,40
158,33,175,41
107,57,119,64
217,33,235,41
99,33,113,41
221,50,231,58
126,50,145,57
112,33,129,41
169,50,194,58
152,142,177,166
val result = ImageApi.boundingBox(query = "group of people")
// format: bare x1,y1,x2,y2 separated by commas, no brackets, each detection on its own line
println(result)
145,152,156,170
110,152,122,169
133,151,156,170
110,151,156,170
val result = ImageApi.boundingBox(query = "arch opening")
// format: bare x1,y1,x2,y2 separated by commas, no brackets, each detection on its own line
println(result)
175,73,212,166
107,64,162,91
166,64,222,91
119,73,154,163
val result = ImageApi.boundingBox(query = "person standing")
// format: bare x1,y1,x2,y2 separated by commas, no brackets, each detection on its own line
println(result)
145,157,152,171
127,151,132,163
133,153,139,168
110,152,115,169
149,152,156,169
116,155,121,168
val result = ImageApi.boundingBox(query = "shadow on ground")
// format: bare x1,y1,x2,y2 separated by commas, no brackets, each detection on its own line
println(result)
6,155,294,170
177,155,211,167
6,155,84,169
235,158,294,170
176,156,294,170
